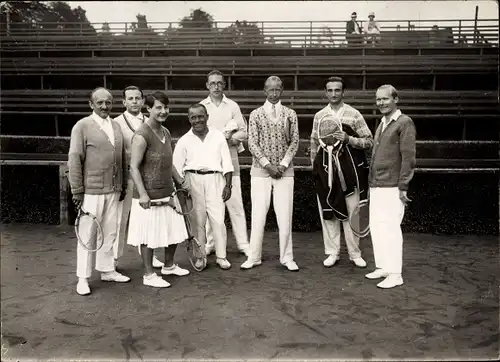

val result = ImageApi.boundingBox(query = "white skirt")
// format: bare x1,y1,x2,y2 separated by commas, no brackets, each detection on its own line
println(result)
127,195,189,248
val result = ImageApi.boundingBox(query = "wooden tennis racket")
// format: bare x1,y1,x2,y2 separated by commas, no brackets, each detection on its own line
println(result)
349,199,370,238
74,208,104,252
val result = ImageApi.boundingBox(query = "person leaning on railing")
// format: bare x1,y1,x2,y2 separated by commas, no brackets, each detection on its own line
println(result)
365,12,381,46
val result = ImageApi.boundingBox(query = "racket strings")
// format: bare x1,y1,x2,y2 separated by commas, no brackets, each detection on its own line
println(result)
75,209,104,252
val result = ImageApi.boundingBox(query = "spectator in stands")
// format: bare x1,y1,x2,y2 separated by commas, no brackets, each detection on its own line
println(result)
429,25,440,46
310,76,373,269
199,70,250,257
173,104,234,270
68,87,130,296
365,12,381,46
365,84,416,289
241,76,300,272
128,91,190,288
346,12,363,46
114,86,164,270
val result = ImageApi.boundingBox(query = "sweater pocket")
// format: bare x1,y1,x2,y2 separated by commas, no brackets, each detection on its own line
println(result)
85,170,104,188
374,167,391,181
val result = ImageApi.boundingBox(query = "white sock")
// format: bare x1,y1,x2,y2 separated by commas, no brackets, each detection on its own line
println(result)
78,277,88,284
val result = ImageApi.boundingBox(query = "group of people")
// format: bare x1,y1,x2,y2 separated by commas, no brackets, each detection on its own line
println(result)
68,70,416,296
346,11,381,46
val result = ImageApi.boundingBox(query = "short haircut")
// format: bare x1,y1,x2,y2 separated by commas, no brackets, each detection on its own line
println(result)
188,103,208,116
264,75,283,89
377,84,399,98
123,85,143,98
145,91,169,108
325,76,346,91
207,70,225,81
90,87,112,101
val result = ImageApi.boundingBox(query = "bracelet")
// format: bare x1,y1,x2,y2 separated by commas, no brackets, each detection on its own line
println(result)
225,184,233,189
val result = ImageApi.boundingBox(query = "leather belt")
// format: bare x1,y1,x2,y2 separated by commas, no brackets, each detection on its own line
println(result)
185,170,219,175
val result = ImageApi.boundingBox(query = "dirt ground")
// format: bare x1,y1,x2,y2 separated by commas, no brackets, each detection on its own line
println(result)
1,224,498,361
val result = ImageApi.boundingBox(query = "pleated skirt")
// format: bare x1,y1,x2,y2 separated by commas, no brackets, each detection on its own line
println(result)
127,196,189,248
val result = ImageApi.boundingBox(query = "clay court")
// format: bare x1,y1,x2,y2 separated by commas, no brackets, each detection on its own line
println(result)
1,224,497,360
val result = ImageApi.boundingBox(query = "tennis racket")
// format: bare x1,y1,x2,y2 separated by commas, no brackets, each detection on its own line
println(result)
349,199,370,238
317,113,343,149
151,188,206,271
74,208,104,252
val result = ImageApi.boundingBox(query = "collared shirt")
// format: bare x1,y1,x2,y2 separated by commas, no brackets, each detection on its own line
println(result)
263,100,282,121
172,127,234,176
114,111,147,158
91,111,115,146
382,109,402,132
123,111,146,131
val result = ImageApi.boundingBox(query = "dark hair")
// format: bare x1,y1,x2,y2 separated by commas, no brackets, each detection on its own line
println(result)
122,85,143,98
324,76,346,91
145,91,169,108
207,69,225,82
188,103,208,116
89,87,111,101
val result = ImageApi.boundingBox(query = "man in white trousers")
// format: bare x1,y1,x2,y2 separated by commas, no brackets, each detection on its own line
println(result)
68,87,131,296
241,76,300,271
365,84,416,289
114,85,164,269
173,103,234,270
200,70,250,257
310,76,373,268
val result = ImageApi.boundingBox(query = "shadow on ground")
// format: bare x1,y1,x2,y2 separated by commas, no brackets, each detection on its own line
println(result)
1,224,498,360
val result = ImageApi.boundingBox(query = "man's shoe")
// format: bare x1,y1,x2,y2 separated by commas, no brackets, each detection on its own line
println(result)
152,256,165,268
161,264,190,276
76,280,91,296
377,274,404,289
240,259,262,270
323,254,340,267
351,257,367,268
216,258,231,270
143,273,171,288
365,269,389,280
283,261,299,271
101,271,131,283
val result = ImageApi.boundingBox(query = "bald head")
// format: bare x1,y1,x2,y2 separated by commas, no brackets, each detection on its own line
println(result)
89,87,113,118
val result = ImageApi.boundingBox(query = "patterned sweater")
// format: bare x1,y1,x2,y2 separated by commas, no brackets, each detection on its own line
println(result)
248,104,299,177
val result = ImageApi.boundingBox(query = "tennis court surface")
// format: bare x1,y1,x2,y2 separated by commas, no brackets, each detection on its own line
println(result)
1,224,498,360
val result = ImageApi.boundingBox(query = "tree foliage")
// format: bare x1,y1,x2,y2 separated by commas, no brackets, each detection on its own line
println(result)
221,20,265,45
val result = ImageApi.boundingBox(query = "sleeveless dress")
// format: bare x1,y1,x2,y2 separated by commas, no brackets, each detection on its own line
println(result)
127,123,188,248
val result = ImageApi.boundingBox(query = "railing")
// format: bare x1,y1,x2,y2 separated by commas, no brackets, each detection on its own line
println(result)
1,19,498,48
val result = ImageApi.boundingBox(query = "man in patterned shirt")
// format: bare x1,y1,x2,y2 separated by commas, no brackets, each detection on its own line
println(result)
241,76,300,271
310,76,374,269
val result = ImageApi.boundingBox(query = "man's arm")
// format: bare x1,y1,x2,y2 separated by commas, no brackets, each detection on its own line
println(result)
172,138,187,178
248,111,271,168
310,113,320,165
118,127,128,198
220,134,234,202
345,111,374,150
279,110,300,168
68,122,86,195
229,103,248,143
398,118,417,191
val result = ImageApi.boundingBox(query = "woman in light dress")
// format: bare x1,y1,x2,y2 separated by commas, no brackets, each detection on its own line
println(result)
128,91,190,288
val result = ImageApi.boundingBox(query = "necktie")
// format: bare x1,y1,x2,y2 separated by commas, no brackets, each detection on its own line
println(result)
272,104,277,119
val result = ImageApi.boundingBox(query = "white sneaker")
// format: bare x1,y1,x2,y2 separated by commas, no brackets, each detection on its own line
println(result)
365,269,389,280
216,258,231,270
76,280,91,295
152,256,165,268
283,261,299,271
143,273,171,288
240,259,262,270
161,264,190,276
323,254,340,267
101,271,131,283
351,257,367,268
377,274,404,289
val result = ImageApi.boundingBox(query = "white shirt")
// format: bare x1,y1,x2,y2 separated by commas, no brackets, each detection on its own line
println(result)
200,94,245,132
123,111,146,130
173,127,234,176
263,100,282,121
91,111,115,146
381,109,402,132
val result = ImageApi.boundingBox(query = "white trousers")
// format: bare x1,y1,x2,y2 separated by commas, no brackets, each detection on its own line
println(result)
316,189,361,259
186,172,227,259
76,192,120,278
369,187,405,274
248,176,294,265
206,175,249,251
115,178,134,259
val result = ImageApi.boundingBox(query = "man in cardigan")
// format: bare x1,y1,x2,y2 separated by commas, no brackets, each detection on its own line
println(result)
310,76,373,269
241,76,300,271
200,70,250,257
114,85,164,269
68,87,130,296
365,84,416,289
